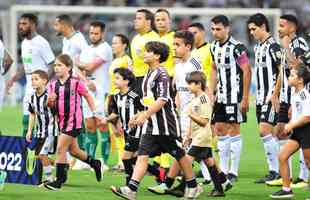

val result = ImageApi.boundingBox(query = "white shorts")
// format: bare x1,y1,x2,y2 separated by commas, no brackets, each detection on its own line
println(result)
83,90,107,119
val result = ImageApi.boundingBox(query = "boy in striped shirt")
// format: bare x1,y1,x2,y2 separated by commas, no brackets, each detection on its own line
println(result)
26,70,57,184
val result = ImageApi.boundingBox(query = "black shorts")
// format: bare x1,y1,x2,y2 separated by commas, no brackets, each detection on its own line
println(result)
212,102,247,124
278,103,290,123
124,135,140,152
34,137,56,156
187,146,213,161
256,103,277,125
290,125,310,149
138,134,185,161
61,129,81,138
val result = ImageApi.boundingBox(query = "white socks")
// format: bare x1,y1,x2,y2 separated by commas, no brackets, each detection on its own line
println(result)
298,150,309,181
218,135,231,174
229,135,242,176
261,134,279,173
200,161,211,181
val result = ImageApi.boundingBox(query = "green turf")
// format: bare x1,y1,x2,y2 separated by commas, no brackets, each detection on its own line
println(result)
0,105,309,200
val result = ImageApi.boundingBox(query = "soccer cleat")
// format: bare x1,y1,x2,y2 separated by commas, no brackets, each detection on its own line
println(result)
147,183,168,195
111,185,136,200
270,189,294,199
222,180,233,192
255,171,280,184
266,178,283,187
227,173,238,184
202,179,211,185
166,183,185,197
183,185,203,199
208,189,225,197
290,178,308,188
44,180,62,191
91,159,102,182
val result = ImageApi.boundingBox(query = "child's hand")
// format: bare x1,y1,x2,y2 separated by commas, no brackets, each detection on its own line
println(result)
284,123,293,135
182,136,191,148
26,131,32,143
47,93,57,107
87,81,96,92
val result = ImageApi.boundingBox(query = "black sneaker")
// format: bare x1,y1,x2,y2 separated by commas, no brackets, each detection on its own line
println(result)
208,189,225,197
227,173,238,184
166,183,184,197
92,159,102,182
202,179,211,185
255,171,279,184
223,181,233,192
270,189,294,199
44,181,62,191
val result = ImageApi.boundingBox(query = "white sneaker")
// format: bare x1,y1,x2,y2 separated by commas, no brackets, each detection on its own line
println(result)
111,185,136,200
184,185,203,199
100,159,109,173
72,159,86,170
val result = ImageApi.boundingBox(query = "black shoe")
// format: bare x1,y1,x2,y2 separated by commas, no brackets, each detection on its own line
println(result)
227,173,238,184
92,159,102,182
255,171,279,184
44,181,62,191
61,164,69,185
223,181,233,192
202,179,211,185
208,189,225,197
270,189,294,199
166,183,185,197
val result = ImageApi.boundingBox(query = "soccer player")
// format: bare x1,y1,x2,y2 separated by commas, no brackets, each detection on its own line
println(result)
188,22,213,184
54,14,89,170
6,13,55,137
109,33,132,171
26,70,57,184
270,65,310,199
209,15,252,183
0,39,13,111
44,54,101,190
111,41,200,200
271,14,309,187
75,21,113,171
131,9,158,97
188,22,213,83
247,13,281,183
103,67,143,185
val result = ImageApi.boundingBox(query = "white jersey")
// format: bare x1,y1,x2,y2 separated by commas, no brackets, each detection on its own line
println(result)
21,34,55,114
62,31,88,60
0,40,5,110
175,57,202,111
291,87,310,122
79,41,112,93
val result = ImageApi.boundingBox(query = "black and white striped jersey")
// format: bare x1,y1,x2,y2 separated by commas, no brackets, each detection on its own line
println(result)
280,36,309,104
141,67,181,137
211,36,249,104
254,36,281,105
109,90,144,138
28,90,57,138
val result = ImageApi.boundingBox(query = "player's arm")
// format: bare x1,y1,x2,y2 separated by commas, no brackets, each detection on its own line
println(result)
75,56,106,73
235,44,251,113
103,95,120,125
26,104,36,142
188,113,208,127
284,116,310,134
1,50,13,75
209,63,217,103
6,65,25,94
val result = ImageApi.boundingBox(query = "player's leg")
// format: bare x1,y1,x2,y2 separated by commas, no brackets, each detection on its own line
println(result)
228,123,241,183
85,117,98,158
37,136,55,183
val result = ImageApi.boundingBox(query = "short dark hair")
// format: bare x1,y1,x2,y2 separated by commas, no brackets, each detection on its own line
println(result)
155,8,171,18
296,64,310,84
56,14,73,26
185,71,206,91
188,22,205,31
145,41,169,63
113,68,136,88
247,13,270,32
174,30,194,50
32,69,49,82
280,14,298,27
136,9,154,27
115,33,130,50
20,13,38,27
90,21,105,32
211,15,230,27
300,51,310,67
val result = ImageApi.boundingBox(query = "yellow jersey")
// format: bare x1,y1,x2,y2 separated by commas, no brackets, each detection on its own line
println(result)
158,31,175,77
109,54,132,95
131,30,159,77
191,42,213,83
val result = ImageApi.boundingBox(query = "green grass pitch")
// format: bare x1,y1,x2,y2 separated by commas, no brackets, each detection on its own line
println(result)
0,105,309,200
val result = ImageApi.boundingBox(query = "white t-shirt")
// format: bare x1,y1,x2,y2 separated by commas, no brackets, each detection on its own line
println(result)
79,41,112,93
174,57,202,111
291,87,310,122
0,39,5,75
62,31,88,60
21,34,55,93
